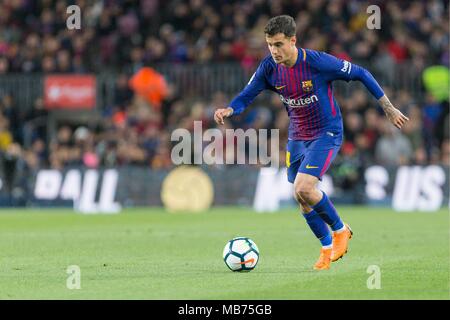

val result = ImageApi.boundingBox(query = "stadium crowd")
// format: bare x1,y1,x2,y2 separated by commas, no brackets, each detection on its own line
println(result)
0,0,448,193
0,0,448,72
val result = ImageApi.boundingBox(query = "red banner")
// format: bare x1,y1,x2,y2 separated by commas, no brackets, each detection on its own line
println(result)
44,75,96,109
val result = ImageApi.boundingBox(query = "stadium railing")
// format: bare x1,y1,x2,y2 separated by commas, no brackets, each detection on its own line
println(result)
0,61,425,114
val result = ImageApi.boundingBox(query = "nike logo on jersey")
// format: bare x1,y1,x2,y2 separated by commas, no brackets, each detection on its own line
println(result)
275,85,286,90
306,164,319,169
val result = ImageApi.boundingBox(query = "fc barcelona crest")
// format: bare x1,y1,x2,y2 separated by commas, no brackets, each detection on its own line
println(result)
302,80,313,92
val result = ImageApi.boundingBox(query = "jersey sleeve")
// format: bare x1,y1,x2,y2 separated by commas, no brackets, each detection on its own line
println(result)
306,50,385,99
228,61,269,115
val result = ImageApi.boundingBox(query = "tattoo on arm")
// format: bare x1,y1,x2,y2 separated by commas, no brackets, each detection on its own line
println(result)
378,95,397,118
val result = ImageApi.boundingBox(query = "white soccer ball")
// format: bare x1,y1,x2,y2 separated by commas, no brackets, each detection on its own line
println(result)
223,237,259,272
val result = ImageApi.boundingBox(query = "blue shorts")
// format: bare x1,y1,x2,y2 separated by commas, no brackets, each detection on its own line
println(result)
286,133,342,183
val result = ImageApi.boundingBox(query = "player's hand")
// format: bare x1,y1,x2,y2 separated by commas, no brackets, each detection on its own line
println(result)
378,95,409,130
385,107,409,129
214,107,233,125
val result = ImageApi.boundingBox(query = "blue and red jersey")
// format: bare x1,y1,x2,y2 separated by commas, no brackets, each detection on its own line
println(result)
229,48,384,140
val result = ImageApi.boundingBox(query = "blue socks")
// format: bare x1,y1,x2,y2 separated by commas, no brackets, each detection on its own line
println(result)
302,210,332,247
312,192,344,231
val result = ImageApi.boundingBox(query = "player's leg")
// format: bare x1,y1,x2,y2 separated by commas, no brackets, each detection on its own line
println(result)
292,174,333,270
287,141,332,270
296,146,353,262
295,171,345,232
293,187,332,249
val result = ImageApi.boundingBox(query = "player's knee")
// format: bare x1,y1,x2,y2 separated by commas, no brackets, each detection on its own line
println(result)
294,183,315,202
293,191,304,205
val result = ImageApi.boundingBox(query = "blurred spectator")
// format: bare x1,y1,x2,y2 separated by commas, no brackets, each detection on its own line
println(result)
375,119,413,166
0,114,12,151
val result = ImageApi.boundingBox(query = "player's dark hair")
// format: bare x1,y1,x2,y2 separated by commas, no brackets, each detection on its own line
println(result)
264,15,296,37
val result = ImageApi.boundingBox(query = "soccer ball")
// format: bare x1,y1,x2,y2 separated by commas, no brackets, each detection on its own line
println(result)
223,237,259,272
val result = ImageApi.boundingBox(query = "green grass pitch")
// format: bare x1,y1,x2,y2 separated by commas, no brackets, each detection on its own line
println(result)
0,207,448,299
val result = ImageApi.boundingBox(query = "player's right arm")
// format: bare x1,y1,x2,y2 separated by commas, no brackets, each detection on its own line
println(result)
214,61,269,125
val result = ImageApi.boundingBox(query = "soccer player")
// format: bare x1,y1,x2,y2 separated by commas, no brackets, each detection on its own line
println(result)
214,15,409,270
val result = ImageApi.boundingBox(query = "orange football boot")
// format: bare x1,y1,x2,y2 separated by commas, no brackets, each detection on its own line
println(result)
331,223,353,262
313,248,332,270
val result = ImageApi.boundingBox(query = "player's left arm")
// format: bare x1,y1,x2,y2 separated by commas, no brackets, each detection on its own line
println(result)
376,95,409,129
307,50,409,129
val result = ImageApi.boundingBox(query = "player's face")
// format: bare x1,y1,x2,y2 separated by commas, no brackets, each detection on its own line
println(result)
265,33,296,65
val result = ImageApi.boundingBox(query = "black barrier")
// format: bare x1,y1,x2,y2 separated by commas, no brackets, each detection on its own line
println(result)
0,165,448,211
